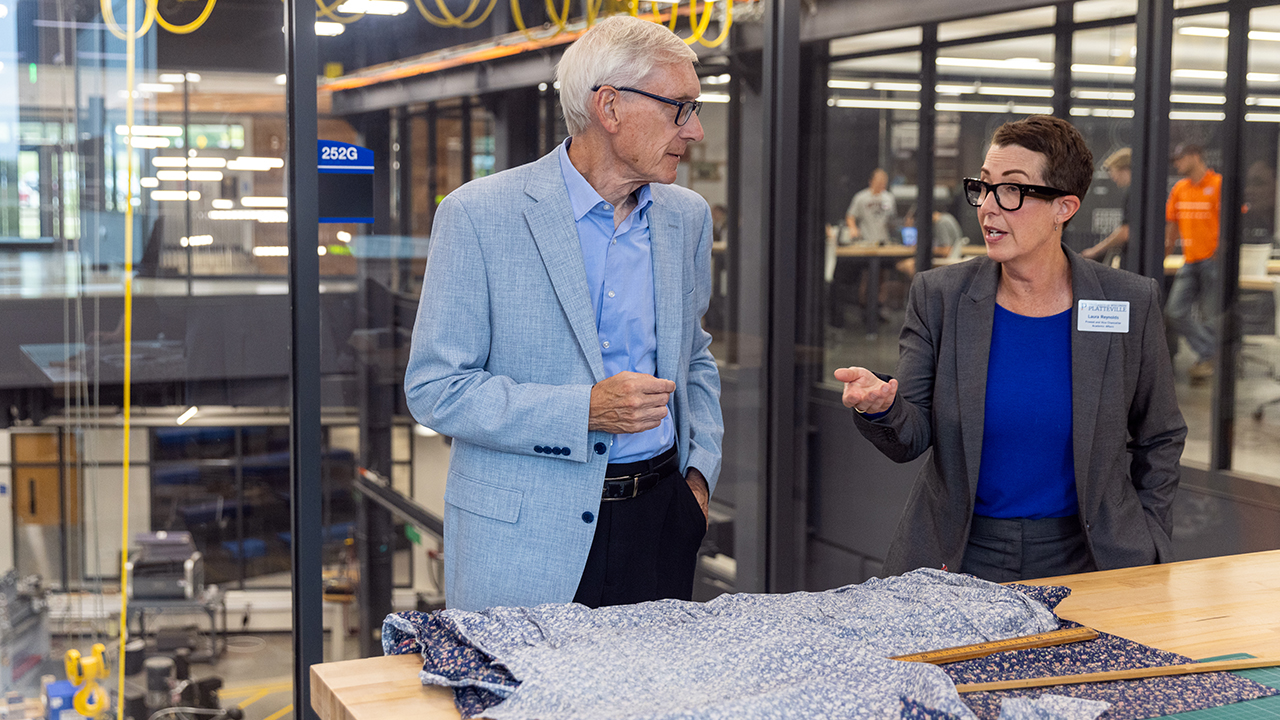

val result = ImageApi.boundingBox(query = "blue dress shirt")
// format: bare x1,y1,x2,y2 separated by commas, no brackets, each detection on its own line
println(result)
558,140,674,463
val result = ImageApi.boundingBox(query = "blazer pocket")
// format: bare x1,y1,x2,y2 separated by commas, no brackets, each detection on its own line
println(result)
444,470,523,524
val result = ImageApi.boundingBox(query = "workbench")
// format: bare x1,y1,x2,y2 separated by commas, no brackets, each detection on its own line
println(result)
310,550,1280,720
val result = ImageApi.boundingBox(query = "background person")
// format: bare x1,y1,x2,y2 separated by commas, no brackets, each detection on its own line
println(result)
1164,143,1222,385
1081,148,1132,265
834,115,1186,583
405,16,724,612
895,204,966,278
845,168,897,245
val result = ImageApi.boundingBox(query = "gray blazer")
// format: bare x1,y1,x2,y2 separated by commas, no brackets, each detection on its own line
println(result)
405,149,724,611
854,247,1187,576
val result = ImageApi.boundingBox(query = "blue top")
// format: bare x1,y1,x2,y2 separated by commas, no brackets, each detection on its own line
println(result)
558,140,673,463
974,305,1077,519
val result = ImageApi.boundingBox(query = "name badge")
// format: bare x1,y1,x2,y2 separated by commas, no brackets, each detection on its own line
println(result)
1078,300,1130,333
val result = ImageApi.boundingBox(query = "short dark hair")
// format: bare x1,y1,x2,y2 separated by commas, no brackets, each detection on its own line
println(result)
990,115,1093,200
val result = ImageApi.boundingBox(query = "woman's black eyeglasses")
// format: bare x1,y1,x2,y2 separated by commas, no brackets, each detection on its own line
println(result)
592,85,702,126
963,178,1074,212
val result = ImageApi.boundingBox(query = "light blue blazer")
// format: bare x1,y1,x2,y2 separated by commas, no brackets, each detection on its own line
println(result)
404,149,724,611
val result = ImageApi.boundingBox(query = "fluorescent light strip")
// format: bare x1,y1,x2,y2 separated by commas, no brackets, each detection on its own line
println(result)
1071,63,1136,75
336,231,352,242
698,92,731,103
116,125,184,137
1246,112,1280,122
1253,97,1280,107
131,137,171,149
140,177,159,188
316,21,345,36
188,171,224,181
211,199,234,209
152,156,187,168
227,157,285,171
136,83,175,93
158,73,186,83
828,80,872,90
336,0,408,14
1179,27,1280,42
176,406,198,425
1173,69,1227,80
936,102,1054,114
1250,73,1280,83
1169,110,1226,121
1074,90,1136,101
151,190,200,201
187,157,227,168
252,246,290,256
179,235,213,247
976,85,1054,97
1170,93,1226,104
872,81,922,92
834,98,921,110
156,170,188,181
209,210,289,223
937,57,1054,71
241,196,288,208
1069,107,1135,118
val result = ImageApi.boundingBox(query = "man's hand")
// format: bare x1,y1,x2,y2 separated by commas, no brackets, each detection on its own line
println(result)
589,372,675,434
833,366,898,415
686,467,710,527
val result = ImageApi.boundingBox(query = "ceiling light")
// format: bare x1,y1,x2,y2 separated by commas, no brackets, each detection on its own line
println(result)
1170,93,1226,104
156,170,188,181
336,0,408,14
1073,90,1135,101
1071,63,1136,75
187,157,227,168
181,235,213,246
176,406,198,425
140,177,159,188
242,196,288,208
833,98,922,110
937,57,1054,71
136,83,176,93
252,246,290,256
152,156,187,168
1246,112,1280,122
187,170,224,181
872,82,922,92
130,137,171,149
1178,26,1228,38
210,210,289,222
211,199,234,209
975,85,1054,97
935,101,1054,114
1173,69,1227,80
336,231,352,242
828,79,872,90
158,73,186,83
318,246,328,256
698,92,731,103
117,125,184,137
227,157,284,171
276,74,287,85
1069,107,1135,118
185,72,201,82
316,21,345,36
151,190,200,201
1169,110,1225,121
1249,73,1280,83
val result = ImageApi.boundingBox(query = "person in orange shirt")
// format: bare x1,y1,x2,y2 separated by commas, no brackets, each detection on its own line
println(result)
1165,143,1222,384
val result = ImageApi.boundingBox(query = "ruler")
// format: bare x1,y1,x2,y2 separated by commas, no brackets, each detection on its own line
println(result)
954,656,1280,693
890,626,1100,665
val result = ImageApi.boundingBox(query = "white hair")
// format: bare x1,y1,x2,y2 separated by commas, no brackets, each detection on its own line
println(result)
555,16,698,136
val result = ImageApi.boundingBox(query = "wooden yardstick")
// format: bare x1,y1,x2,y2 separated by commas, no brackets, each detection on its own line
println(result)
890,626,1100,665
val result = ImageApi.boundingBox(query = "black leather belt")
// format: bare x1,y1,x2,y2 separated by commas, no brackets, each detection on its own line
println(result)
601,446,678,501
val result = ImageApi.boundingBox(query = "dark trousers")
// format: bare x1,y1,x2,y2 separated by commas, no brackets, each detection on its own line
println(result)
960,515,1096,583
572,466,707,608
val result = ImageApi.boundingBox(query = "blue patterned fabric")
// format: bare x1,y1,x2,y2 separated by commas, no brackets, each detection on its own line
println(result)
381,573,1275,719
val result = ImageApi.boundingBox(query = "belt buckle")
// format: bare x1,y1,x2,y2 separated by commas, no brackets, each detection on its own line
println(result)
631,472,642,499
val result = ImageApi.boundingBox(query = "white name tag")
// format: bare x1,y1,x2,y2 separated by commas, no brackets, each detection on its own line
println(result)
1077,300,1130,333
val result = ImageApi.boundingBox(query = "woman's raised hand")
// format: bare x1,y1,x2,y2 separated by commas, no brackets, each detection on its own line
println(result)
834,367,898,415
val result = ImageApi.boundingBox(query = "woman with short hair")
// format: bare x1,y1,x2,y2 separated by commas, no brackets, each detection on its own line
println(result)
836,115,1187,582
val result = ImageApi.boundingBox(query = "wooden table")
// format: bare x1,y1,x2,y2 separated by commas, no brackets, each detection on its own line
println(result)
311,550,1280,720
1165,255,1280,275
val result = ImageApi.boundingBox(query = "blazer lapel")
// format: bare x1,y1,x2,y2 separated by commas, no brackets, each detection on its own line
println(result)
1068,251,1110,507
523,154,607,383
957,258,999,497
648,199,683,383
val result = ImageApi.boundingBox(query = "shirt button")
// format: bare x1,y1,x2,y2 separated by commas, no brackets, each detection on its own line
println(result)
534,446,544,454
607,290,615,298
594,442,607,455
602,341,610,349
582,511,594,523
603,203,612,210
611,239,617,245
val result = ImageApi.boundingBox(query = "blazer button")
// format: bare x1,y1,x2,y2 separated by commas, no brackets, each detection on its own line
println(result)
563,447,571,457
534,446,544,454
582,511,594,523
552,447,562,456
594,442,607,455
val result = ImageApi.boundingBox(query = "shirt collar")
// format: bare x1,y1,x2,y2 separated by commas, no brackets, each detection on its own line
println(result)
558,138,653,222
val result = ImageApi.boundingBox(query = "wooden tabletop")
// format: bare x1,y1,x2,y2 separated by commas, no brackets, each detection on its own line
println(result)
311,550,1280,720
1165,255,1280,275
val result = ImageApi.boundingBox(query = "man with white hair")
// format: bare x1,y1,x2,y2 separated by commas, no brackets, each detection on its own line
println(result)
405,16,724,612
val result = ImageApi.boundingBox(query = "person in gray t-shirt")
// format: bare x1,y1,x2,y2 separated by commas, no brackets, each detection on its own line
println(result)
845,169,897,244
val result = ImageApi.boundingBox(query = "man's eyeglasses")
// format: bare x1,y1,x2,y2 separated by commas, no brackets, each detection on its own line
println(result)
592,85,702,126
963,178,1073,212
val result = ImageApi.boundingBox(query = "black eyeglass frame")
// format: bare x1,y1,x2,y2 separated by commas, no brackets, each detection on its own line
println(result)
962,177,1075,212
591,84,703,126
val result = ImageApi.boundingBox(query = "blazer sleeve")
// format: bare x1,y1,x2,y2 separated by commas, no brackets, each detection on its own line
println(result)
1127,277,1188,560
683,204,725,493
403,193,593,462
852,272,937,462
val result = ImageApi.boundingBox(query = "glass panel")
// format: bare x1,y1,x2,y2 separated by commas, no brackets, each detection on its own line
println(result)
829,27,923,57
1166,12,1227,469
1235,6,1280,484
1075,0,1139,23
937,7,1057,43
822,52,921,375
1070,25,1138,267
